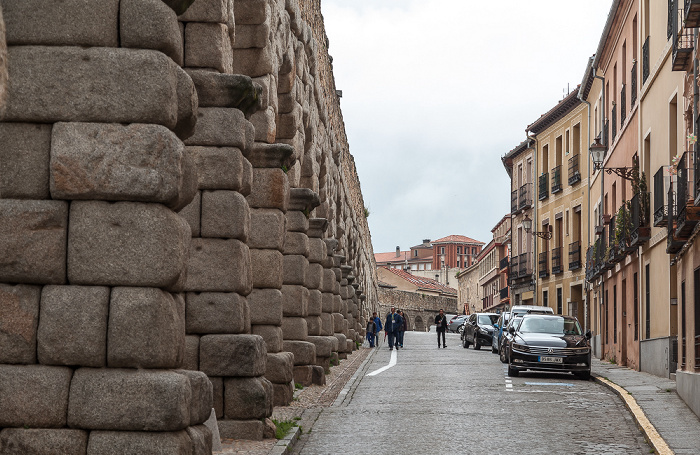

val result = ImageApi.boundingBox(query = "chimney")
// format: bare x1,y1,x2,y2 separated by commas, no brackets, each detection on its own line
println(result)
395,246,400,257
423,239,431,245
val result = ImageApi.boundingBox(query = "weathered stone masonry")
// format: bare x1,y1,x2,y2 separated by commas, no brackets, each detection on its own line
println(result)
0,0,377,452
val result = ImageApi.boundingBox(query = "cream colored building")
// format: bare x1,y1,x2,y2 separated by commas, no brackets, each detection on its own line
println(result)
457,262,480,315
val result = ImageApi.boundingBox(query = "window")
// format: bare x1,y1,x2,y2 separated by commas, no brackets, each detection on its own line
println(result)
419,264,425,271
606,290,609,344
542,290,548,309
634,272,639,341
613,285,618,344
457,246,462,254
411,264,417,271
646,264,651,339
414,250,418,257
457,260,460,268
557,288,563,314
441,247,445,254
681,280,686,368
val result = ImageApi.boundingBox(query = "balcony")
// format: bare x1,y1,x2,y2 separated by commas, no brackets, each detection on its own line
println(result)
569,241,581,270
568,154,581,185
643,36,650,84
517,252,531,279
511,189,518,214
500,287,509,301
551,246,563,274
675,152,700,238
518,183,533,211
630,191,651,247
509,256,519,284
539,173,549,200
673,1,694,71
551,165,562,194
585,237,607,282
686,0,700,27
538,252,549,278
620,84,627,125
631,60,638,106
500,257,509,271
654,166,669,227
667,182,686,254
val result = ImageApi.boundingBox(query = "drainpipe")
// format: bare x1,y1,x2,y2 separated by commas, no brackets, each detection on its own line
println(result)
580,95,592,332
527,132,539,306
595,71,606,357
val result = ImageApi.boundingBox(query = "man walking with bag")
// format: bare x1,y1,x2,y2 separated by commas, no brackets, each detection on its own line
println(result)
385,307,403,351
435,309,447,348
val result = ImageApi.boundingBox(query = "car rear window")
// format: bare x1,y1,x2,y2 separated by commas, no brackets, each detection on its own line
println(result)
519,317,582,335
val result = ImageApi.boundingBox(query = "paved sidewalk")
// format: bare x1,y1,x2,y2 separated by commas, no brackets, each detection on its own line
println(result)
592,359,700,455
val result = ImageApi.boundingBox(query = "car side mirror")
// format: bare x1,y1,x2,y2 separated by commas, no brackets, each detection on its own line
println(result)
508,327,515,334
585,330,592,340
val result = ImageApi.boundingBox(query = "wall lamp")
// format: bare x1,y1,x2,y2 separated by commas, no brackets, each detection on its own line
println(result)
589,136,635,181
522,214,552,240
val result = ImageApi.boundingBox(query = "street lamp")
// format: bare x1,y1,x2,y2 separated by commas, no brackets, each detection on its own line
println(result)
522,214,552,240
589,136,635,181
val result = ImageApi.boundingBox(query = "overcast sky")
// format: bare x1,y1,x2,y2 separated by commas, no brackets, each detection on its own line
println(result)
322,0,613,254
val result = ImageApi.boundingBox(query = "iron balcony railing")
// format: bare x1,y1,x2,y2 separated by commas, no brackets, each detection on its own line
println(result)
675,152,698,238
538,251,549,278
569,241,581,270
631,60,638,106
611,104,617,143
620,84,627,125
509,256,519,283
539,173,549,200
511,189,518,214
673,0,695,71
642,36,650,84
551,165,562,194
603,119,609,149
667,178,685,254
568,154,581,185
551,246,563,274
518,183,533,210
500,287,509,300
669,0,676,38
518,252,531,278
654,166,669,227
676,152,690,226
685,0,700,28
585,244,595,281
630,191,651,247
500,257,509,271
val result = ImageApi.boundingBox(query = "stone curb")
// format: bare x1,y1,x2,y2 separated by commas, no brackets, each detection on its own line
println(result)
332,346,378,407
592,374,673,455
269,425,301,455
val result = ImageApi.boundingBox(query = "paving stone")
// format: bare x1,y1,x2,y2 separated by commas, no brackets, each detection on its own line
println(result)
201,190,250,240
283,254,308,285
199,334,266,377
50,122,196,210
185,22,232,73
247,168,289,211
0,364,72,428
252,324,283,353
0,429,88,455
265,352,294,383
250,248,283,289
184,335,200,371
174,369,213,426
0,284,40,364
37,285,109,367
0,199,68,285
185,292,248,334
223,376,273,420
248,209,286,249
184,238,252,294
1,0,119,46
282,316,308,340
188,146,247,191
86,430,192,455
218,419,263,440
184,107,253,150
68,368,191,431
2,47,178,128
178,0,228,22
186,69,262,115
121,0,183,65
0,122,51,199
282,340,315,366
282,284,308,317
247,288,283,325
107,287,185,369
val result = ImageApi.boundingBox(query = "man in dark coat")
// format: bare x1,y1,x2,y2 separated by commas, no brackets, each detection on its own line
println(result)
384,307,403,351
435,309,447,348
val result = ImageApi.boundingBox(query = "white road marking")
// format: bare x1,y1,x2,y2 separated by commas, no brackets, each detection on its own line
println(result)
366,349,397,376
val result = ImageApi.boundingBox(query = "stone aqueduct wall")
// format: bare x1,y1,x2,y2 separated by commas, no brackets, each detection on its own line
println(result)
378,288,459,331
0,0,378,452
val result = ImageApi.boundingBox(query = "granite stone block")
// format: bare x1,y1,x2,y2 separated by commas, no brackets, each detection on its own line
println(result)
0,123,51,199
0,284,40,364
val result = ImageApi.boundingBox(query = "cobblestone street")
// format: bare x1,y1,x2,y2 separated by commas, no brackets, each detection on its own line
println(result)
294,331,650,455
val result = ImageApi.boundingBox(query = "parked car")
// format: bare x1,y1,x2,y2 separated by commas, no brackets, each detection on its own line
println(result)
509,305,554,318
448,315,469,333
507,314,592,379
491,311,511,354
499,306,553,360
461,313,499,349
499,315,524,363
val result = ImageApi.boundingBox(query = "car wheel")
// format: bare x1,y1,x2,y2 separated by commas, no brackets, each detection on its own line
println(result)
473,337,481,350
492,341,498,354
457,325,464,334
508,363,519,377
499,345,507,363
462,335,470,348
574,370,591,381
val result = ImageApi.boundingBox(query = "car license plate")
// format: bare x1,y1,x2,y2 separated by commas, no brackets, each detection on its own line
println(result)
539,356,563,363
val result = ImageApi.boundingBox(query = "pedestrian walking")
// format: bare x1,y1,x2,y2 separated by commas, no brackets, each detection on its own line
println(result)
435,309,447,348
384,307,403,350
372,312,383,348
397,310,407,348
366,318,377,348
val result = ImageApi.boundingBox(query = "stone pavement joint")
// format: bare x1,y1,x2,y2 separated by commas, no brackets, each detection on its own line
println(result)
592,375,673,455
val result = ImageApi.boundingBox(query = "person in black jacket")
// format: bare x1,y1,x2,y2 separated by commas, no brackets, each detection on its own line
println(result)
384,307,404,351
434,309,447,348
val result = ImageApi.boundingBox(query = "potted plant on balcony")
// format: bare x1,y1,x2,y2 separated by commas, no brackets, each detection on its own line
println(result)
602,245,615,270
617,201,635,255
631,156,652,243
